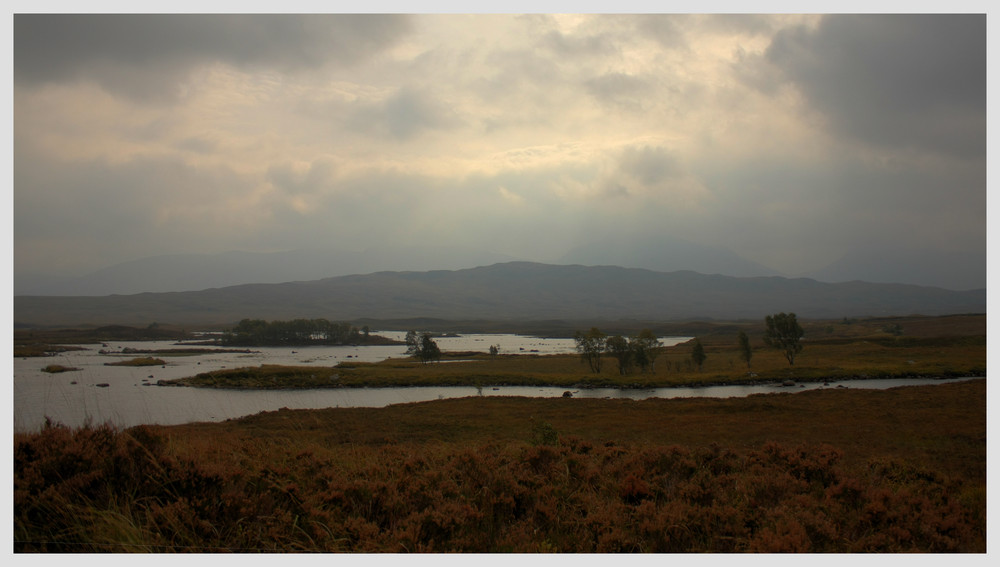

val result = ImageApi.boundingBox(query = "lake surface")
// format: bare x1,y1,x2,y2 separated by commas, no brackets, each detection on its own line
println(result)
13,333,979,432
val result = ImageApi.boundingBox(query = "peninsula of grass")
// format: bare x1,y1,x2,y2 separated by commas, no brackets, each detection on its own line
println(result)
104,357,167,367
160,364,341,389
14,344,87,358
109,347,257,357
160,318,986,390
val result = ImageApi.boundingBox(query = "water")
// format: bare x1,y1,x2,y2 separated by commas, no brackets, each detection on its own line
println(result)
12,333,978,431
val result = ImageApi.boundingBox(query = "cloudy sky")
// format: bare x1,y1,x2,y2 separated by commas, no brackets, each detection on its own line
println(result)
11,9,989,290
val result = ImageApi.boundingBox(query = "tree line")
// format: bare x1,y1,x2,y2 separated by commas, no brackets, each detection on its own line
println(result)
220,318,392,347
573,328,663,375
574,312,804,374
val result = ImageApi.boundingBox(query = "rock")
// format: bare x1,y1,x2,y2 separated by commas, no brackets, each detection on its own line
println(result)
562,390,574,398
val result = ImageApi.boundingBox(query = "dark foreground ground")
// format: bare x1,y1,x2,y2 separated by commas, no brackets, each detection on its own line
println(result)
14,378,986,552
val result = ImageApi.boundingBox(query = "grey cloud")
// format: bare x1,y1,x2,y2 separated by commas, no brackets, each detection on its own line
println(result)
478,47,562,107
541,28,618,58
765,14,985,158
699,14,783,36
347,87,461,141
690,145,984,286
634,14,689,48
14,147,259,273
266,161,337,195
14,14,412,100
175,136,218,155
617,146,679,187
584,72,650,111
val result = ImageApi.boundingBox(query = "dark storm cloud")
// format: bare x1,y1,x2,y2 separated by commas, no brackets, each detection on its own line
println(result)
766,14,986,158
14,14,412,99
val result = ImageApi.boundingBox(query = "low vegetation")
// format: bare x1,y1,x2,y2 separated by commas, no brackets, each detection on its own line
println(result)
14,380,986,552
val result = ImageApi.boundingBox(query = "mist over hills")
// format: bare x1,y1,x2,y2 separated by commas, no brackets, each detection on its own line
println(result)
800,246,986,292
13,262,986,329
14,246,521,296
557,235,781,279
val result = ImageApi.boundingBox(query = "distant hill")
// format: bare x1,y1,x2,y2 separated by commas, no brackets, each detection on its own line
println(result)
13,246,521,296
13,262,986,328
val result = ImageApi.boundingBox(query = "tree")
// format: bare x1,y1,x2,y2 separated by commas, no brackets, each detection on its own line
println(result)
574,327,607,374
630,329,663,374
606,335,634,375
418,332,441,364
737,330,753,371
405,330,442,363
405,330,420,355
690,338,706,372
763,312,804,365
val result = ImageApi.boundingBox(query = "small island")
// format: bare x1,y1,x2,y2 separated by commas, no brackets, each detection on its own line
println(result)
105,357,167,367
41,364,80,373
210,318,402,347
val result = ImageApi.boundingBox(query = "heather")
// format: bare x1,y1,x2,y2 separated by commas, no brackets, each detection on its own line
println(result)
14,379,985,552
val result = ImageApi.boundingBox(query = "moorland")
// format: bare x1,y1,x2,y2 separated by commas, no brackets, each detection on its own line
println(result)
13,313,987,552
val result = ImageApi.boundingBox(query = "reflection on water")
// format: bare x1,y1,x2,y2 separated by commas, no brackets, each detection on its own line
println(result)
13,333,979,431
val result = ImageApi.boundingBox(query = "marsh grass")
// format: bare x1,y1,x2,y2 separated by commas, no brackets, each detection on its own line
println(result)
14,380,985,552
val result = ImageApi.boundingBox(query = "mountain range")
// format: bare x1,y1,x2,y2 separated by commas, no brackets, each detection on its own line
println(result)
13,262,986,328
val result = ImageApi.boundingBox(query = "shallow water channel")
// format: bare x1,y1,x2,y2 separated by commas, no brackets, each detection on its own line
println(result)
13,333,979,432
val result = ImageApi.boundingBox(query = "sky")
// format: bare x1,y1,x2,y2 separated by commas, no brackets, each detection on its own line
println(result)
10,7,990,291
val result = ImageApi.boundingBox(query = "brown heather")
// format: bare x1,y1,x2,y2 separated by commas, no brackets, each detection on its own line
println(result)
14,379,985,553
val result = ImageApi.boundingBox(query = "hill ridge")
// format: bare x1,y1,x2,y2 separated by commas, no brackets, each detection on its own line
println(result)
13,262,986,328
